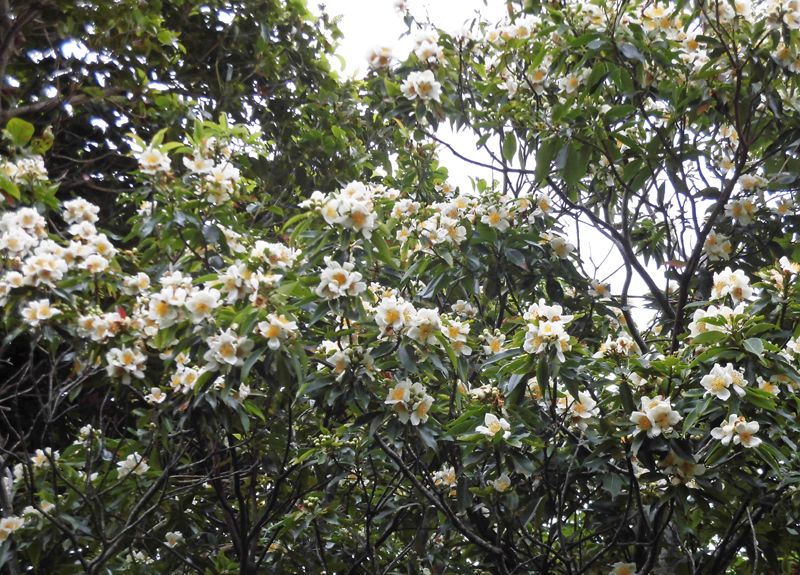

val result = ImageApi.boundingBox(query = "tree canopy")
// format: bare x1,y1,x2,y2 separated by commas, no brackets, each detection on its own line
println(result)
1,0,800,574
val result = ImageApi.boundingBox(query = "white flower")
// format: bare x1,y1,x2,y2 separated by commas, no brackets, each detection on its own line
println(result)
567,391,599,430
144,387,167,404
169,366,204,394
149,294,180,327
62,198,100,224
91,234,117,258
385,380,433,426
315,258,366,299
117,453,149,478
315,182,378,238
343,201,376,237
524,300,573,324
444,319,469,343
183,155,214,173
136,147,171,174
700,363,735,400
257,314,298,350
253,241,302,270
407,308,442,345
31,448,59,468
722,363,747,395
203,329,254,369
410,392,433,425
778,256,800,277
185,288,221,322
688,303,746,337
482,331,505,355
367,46,394,69
772,198,794,217
557,69,589,95
492,473,511,492
106,346,147,384
320,197,343,225
328,349,351,380
588,280,610,298
480,206,510,231
659,451,706,485
375,296,412,336
123,272,151,294
711,267,752,303
704,230,733,261
0,516,24,542
594,335,639,358
725,198,757,225
68,220,97,239
21,251,69,286
733,419,761,448
205,162,240,193
0,228,37,255
415,40,443,63
385,379,412,406
757,376,780,396
630,395,681,438
549,236,575,259
451,299,477,318
21,298,61,327
523,321,570,362
433,465,457,488
710,414,739,445
476,413,511,439
235,383,250,402
82,253,109,274
164,531,184,548
401,70,442,102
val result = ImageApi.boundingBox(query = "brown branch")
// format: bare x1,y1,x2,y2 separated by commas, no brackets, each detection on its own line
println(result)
373,433,505,557
0,88,126,123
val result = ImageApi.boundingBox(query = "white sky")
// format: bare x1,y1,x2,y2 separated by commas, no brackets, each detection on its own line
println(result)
314,0,661,326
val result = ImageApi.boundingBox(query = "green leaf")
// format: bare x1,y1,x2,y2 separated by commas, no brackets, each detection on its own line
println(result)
619,42,645,64
509,453,535,477
691,330,727,345
4,118,35,147
416,425,438,450
536,358,549,397
504,247,526,269
446,407,485,435
755,442,784,475
563,143,588,190
370,228,398,268
602,473,624,497
241,345,269,379
682,396,711,435
399,345,418,374
481,348,522,368
535,139,558,185
502,132,517,163
619,379,635,413
243,401,266,423
0,174,20,200
742,337,764,356
744,387,776,411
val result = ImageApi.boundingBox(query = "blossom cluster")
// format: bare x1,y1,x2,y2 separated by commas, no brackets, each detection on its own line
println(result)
523,299,572,361
385,378,434,425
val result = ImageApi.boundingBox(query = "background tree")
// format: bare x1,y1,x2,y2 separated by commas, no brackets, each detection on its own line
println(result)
0,0,388,217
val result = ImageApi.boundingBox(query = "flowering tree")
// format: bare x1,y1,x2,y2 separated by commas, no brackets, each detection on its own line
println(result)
2,1,800,574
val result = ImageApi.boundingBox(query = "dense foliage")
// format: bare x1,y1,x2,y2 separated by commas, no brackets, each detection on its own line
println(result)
1,0,800,574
